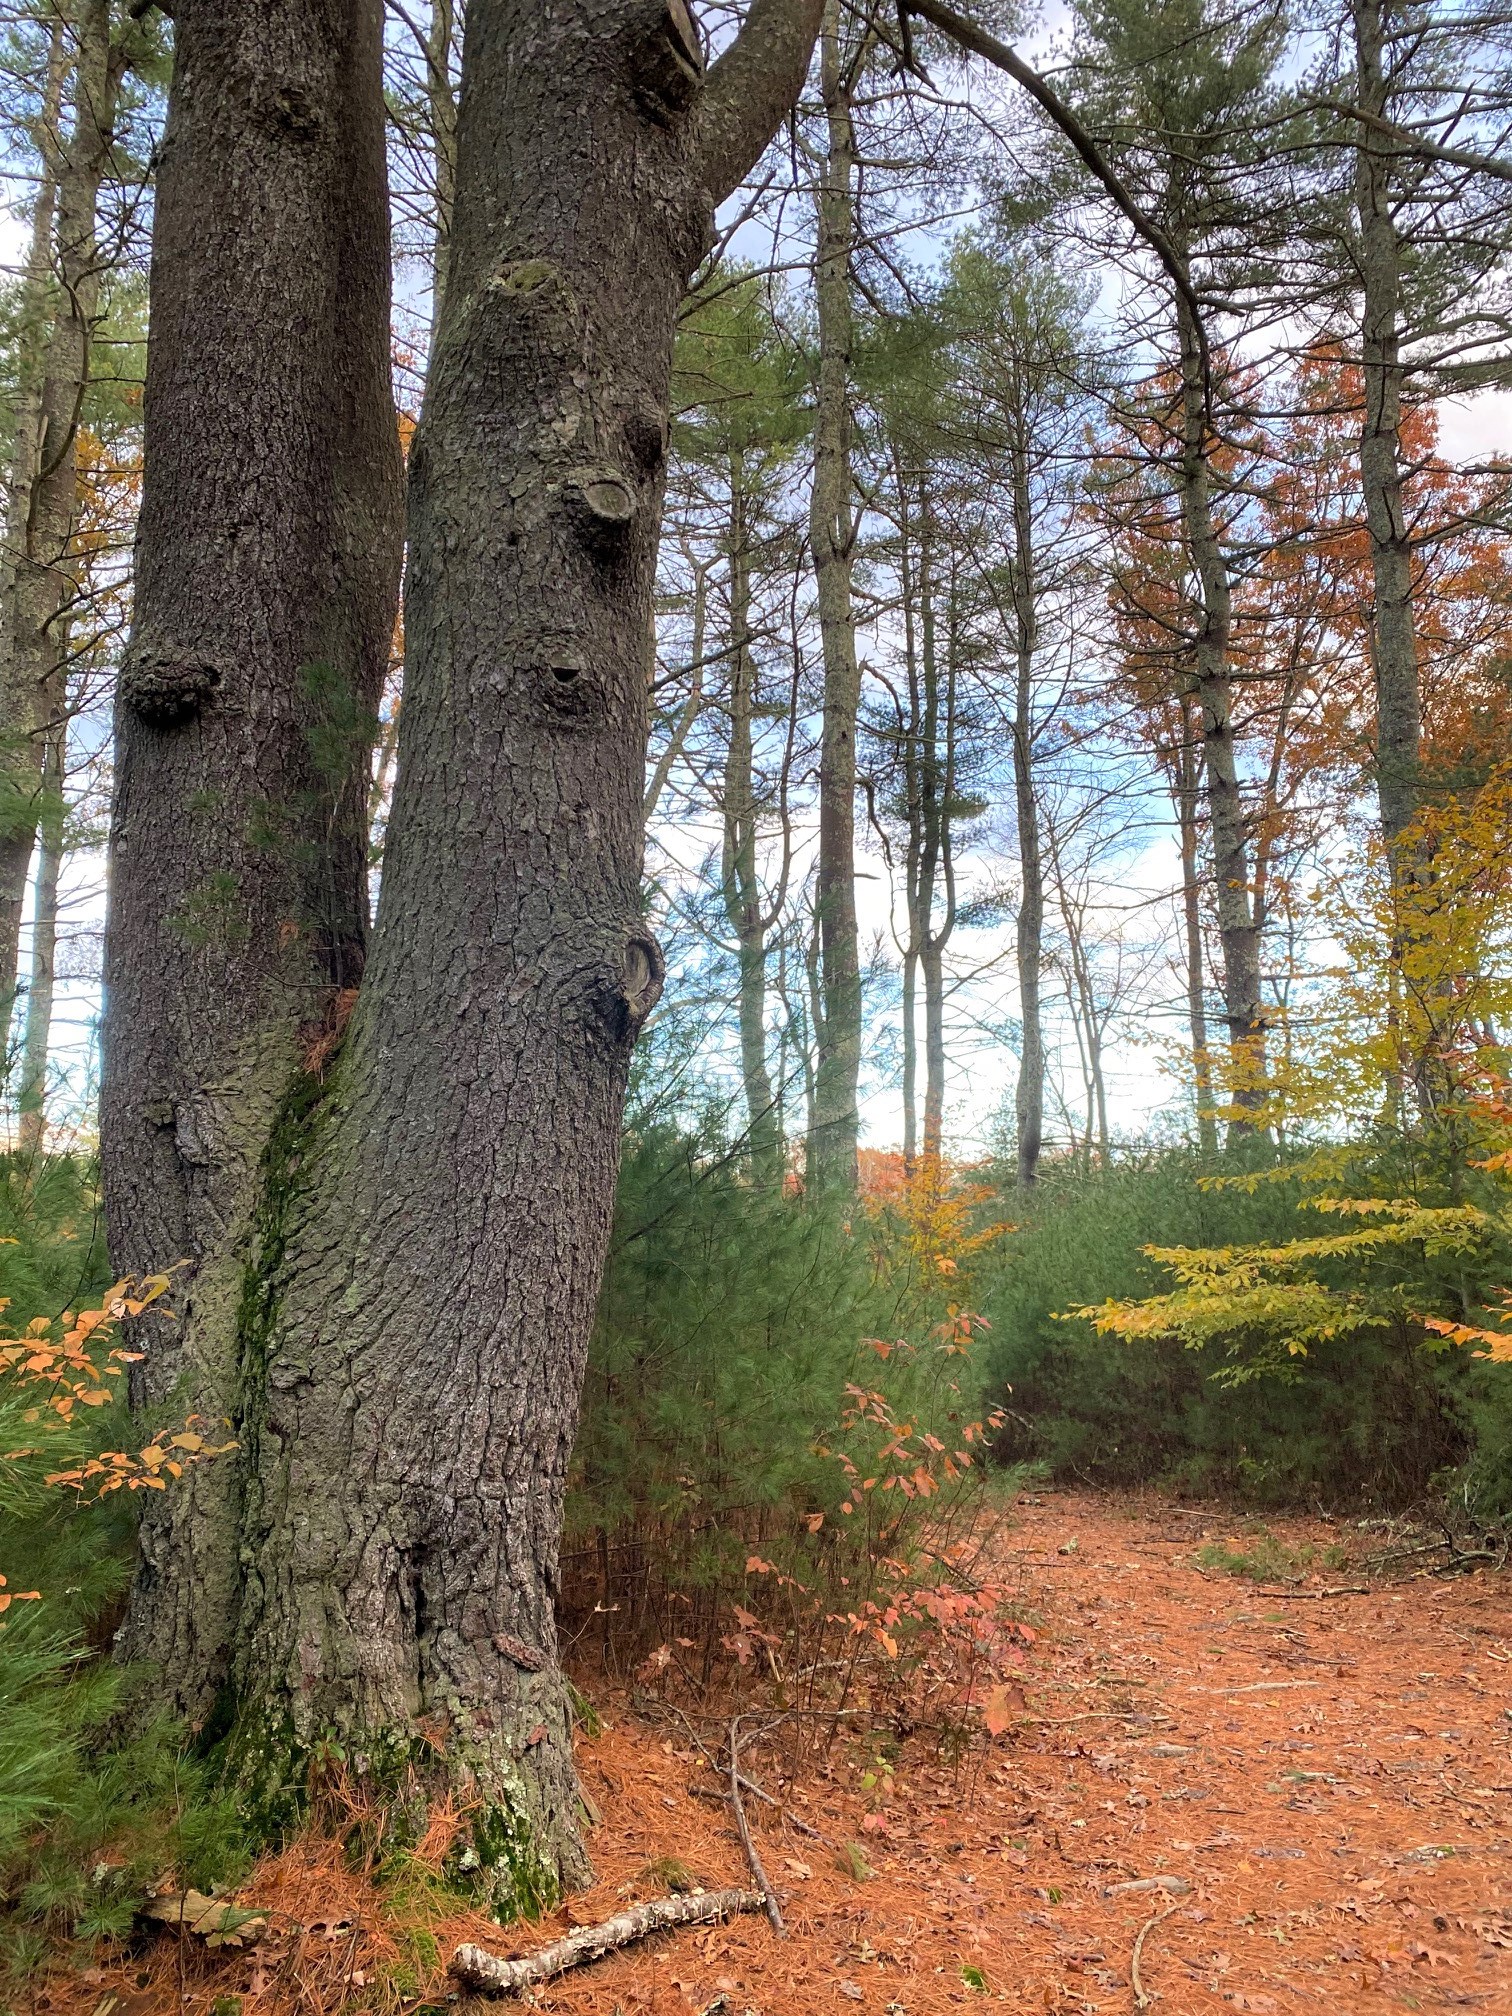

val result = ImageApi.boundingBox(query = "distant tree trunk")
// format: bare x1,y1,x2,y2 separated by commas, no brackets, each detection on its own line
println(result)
919,557,956,1168
1351,0,1421,860
0,4,124,1029
807,0,862,1191
102,0,405,1715
103,0,825,1909
425,0,459,319
1174,291,1266,1125
1008,449,1043,1186
16,705,65,1153
892,464,923,1173
644,556,707,819
1175,688,1218,1155
720,466,779,1176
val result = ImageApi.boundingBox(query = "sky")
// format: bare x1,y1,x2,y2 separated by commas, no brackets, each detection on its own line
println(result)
5,17,1512,1158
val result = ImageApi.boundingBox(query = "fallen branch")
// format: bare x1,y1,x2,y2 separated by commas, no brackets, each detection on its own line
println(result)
730,1716,786,1936
1131,1900,1181,2010
1256,1585,1370,1600
450,1889,764,1997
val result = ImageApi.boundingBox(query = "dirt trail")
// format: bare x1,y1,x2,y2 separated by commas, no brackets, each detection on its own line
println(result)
41,1491,1512,2015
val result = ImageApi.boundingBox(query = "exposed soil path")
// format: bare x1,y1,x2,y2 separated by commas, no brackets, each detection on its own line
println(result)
40,1492,1512,2016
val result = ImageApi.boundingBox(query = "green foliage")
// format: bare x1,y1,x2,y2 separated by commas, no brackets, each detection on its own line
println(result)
1193,1533,1349,1583
975,1149,1497,1507
568,1096,1012,1670
0,1158,249,1988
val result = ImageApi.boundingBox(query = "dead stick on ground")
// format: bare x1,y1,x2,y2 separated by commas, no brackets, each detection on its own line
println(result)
1255,1585,1370,1600
1131,1901,1180,2010
730,1715,785,1936
450,1889,764,1997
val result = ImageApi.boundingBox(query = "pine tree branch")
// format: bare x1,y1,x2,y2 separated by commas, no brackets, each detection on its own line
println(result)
901,0,1218,430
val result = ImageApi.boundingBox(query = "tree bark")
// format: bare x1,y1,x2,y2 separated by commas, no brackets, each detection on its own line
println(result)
103,0,821,1906
807,0,862,1191
1174,290,1266,1126
720,465,780,1176
101,0,405,1715
0,4,121,1029
1008,443,1044,1186
1351,0,1421,859
230,0,822,1905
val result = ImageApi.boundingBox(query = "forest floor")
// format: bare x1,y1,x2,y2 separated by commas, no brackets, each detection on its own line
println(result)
35,1491,1512,2016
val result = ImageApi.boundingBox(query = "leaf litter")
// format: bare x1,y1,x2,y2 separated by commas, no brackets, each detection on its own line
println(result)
30,1491,1512,2015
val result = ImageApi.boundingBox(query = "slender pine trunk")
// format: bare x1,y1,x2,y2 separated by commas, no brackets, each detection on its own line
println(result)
1008,447,1043,1185
1174,292,1266,1126
0,5,121,1027
1176,690,1218,1155
1352,0,1421,860
721,469,779,1176
16,706,65,1154
807,0,862,1191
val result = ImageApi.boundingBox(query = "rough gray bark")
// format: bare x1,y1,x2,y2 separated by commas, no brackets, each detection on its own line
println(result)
807,0,862,1191
0,4,124,1029
1174,291,1266,1123
720,470,780,1176
1351,0,1421,858
101,0,405,1711
105,0,818,1903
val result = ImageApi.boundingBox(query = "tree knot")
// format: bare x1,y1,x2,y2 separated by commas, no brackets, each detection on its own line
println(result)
120,647,222,727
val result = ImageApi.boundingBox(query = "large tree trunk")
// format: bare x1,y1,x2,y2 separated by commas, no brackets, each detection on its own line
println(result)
230,0,822,1905
101,0,405,1713
1174,293,1266,1126
1351,0,1420,858
807,0,862,1191
0,4,122,1028
720,468,779,1176
102,0,823,1909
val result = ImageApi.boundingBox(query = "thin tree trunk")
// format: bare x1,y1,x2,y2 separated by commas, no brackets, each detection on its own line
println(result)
1176,690,1218,1155
721,467,779,1176
807,0,862,1191
0,5,122,1028
893,463,922,1174
101,0,405,1716
644,557,707,819
16,704,65,1154
1008,447,1043,1186
425,0,459,321
1352,0,1421,859
1174,290,1266,1124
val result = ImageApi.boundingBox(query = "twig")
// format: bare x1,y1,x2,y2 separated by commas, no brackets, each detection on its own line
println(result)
729,1716,785,1936
450,1889,765,1997
686,1780,830,1842
1131,1901,1180,2010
